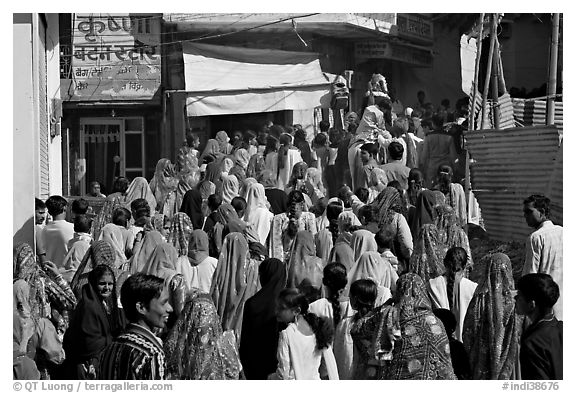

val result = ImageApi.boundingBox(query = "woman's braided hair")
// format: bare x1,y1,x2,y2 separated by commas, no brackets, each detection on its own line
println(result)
322,263,348,328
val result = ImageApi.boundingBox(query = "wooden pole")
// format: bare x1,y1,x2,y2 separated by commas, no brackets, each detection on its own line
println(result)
546,13,560,125
480,14,498,130
469,13,485,131
491,36,501,129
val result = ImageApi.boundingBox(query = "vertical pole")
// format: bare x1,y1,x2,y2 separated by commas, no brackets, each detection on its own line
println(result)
480,14,497,130
469,13,485,131
491,37,501,129
546,13,560,125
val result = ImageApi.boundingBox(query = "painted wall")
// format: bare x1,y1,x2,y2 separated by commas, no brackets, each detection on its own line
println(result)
13,13,38,247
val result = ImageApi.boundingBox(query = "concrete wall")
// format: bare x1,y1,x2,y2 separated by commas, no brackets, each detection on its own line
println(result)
13,13,62,246
13,13,38,247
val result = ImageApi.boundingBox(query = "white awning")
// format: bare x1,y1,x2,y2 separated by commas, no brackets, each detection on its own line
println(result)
182,43,333,116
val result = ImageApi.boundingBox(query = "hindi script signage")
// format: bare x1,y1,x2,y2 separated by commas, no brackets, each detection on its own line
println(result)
66,14,161,101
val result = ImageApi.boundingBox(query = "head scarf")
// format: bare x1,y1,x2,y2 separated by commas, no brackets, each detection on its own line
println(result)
336,211,362,244
306,167,324,194
180,189,204,230
315,229,333,264
221,174,239,204
168,212,193,257
409,189,445,237
173,174,199,215
165,293,242,380
141,242,179,284
371,187,403,228
221,158,235,176
91,197,123,241
215,203,238,226
329,242,355,272
287,231,324,289
385,273,456,380
246,153,266,180
348,251,397,301
234,148,250,170
243,182,268,222
259,169,278,189
463,253,517,380
351,229,378,264
71,240,127,299
124,177,157,212
317,197,343,232
128,230,164,274
149,158,178,208
240,178,258,200
199,139,221,164
188,229,210,266
99,223,128,264
409,224,445,283
152,213,166,232
199,180,216,200
209,232,259,338
239,258,287,379
215,131,231,154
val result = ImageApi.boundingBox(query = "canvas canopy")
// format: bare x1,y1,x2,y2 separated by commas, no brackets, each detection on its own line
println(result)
182,43,332,116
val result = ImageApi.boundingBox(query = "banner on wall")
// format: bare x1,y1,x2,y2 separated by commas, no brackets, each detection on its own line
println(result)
64,13,161,101
460,34,477,95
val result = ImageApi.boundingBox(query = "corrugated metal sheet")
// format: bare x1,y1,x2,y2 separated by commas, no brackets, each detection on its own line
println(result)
512,98,563,130
471,92,516,130
465,126,562,241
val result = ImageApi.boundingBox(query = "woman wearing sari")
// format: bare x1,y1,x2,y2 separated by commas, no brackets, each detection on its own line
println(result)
350,229,378,265
287,231,324,289
123,177,157,212
409,224,449,310
186,230,219,293
208,203,237,258
210,232,259,342
243,182,273,245
347,251,397,306
306,167,325,207
62,264,125,379
269,190,317,261
229,148,249,184
198,180,216,217
127,230,164,274
179,189,204,230
149,158,179,213
435,165,467,228
435,204,473,274
167,212,194,287
462,253,518,380
261,169,288,215
408,189,445,239
240,258,287,379
199,138,222,165
164,293,242,380
141,242,187,322
215,130,233,155
70,240,129,301
384,273,456,380
328,211,360,269
221,174,240,205
277,133,303,190
263,135,280,180
14,243,76,325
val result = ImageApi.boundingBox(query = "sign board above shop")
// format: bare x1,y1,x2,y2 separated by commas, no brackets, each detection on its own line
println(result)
63,14,162,101
354,41,433,67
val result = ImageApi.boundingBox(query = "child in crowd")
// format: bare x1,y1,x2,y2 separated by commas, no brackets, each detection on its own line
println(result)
375,228,399,273
62,215,93,282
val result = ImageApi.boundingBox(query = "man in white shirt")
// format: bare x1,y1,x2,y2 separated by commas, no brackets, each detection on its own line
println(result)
41,195,74,269
522,194,563,320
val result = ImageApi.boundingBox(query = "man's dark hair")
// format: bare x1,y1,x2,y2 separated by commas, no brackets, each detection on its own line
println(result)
360,142,379,158
517,273,560,310
45,195,68,217
112,177,130,194
523,194,551,219
71,198,89,215
354,187,369,204
375,228,395,250
121,273,165,323
35,198,46,210
112,207,132,228
388,141,404,161
130,198,151,219
231,196,247,216
319,120,330,133
358,204,378,224
207,194,222,212
185,130,199,147
73,214,92,233
336,186,353,209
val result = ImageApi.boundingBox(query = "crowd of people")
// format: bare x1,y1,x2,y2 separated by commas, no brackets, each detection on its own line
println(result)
15,84,563,381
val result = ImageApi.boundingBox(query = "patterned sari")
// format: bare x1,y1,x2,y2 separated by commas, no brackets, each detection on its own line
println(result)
164,293,242,379
462,253,518,380
385,273,456,380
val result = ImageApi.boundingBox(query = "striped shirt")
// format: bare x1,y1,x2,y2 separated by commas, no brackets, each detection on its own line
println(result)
99,323,165,380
